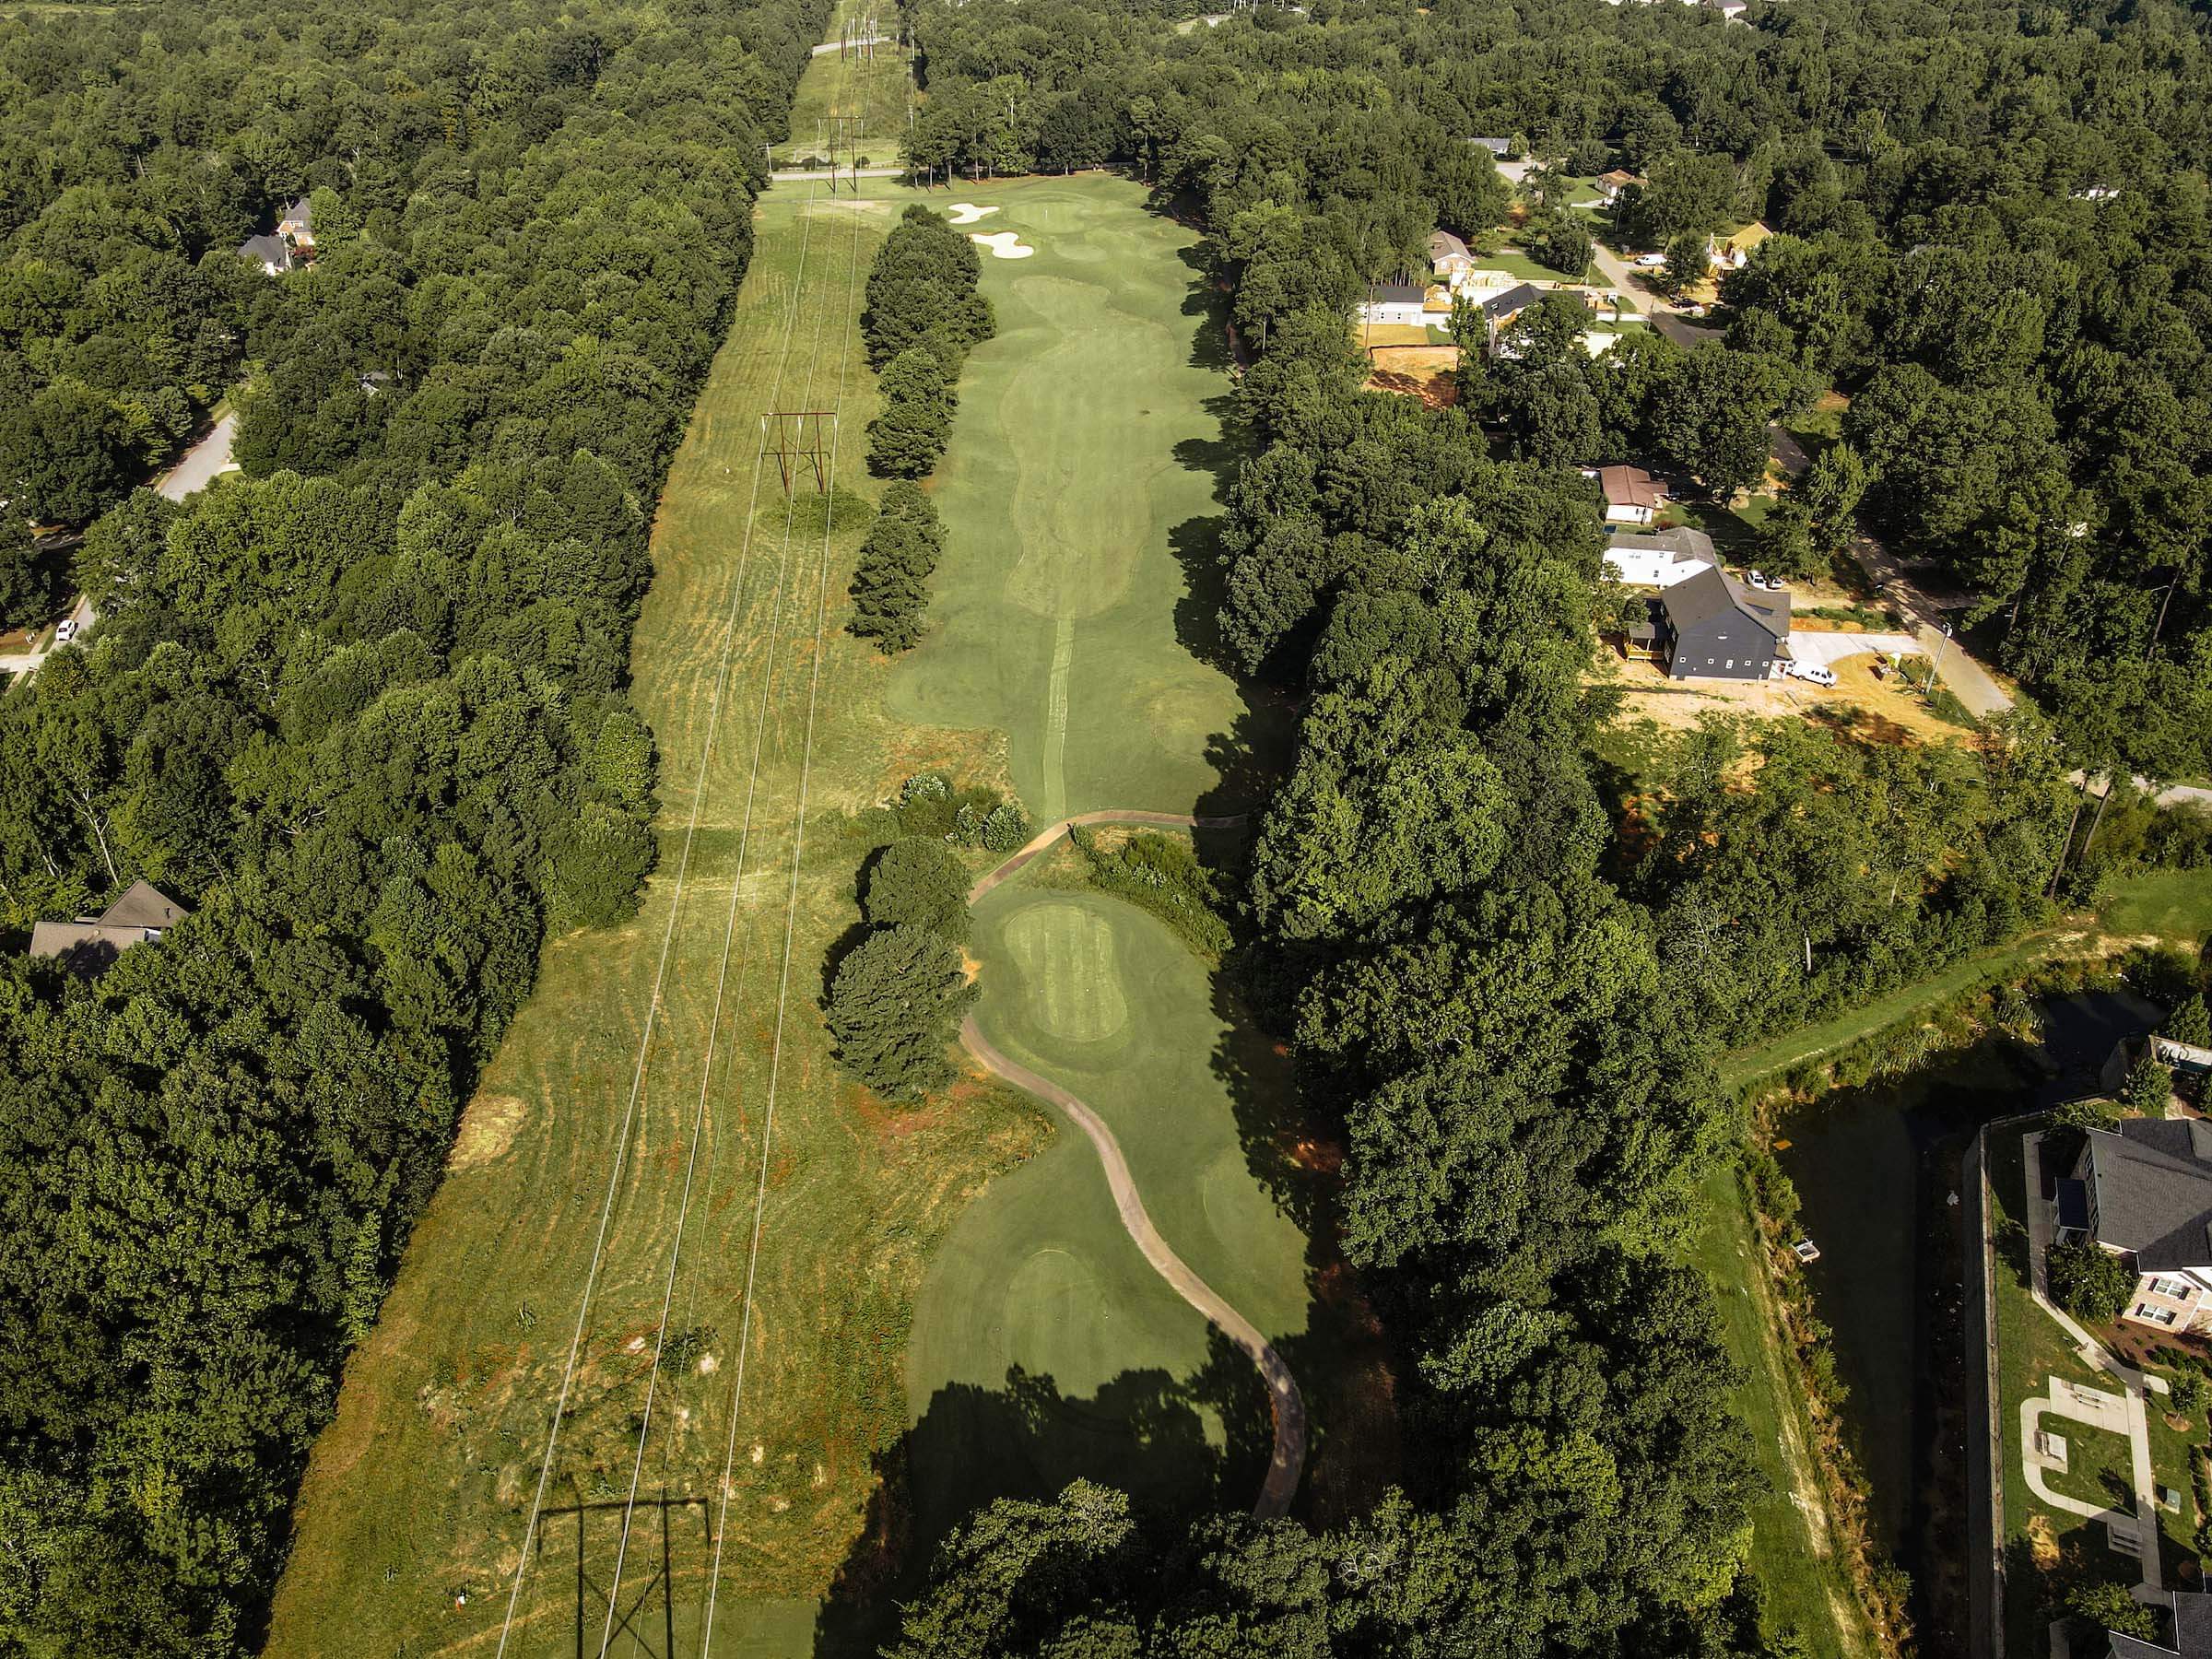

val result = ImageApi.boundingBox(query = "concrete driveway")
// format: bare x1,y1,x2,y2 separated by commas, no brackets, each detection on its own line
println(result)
155,413,238,502
1786,629,1919,671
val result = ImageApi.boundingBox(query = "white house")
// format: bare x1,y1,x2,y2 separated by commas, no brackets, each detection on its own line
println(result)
1429,229,1475,276
1358,282,1432,327
1604,527,1717,588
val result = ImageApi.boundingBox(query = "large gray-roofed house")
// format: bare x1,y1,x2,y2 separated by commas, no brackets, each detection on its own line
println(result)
238,232,293,275
2108,1588,2212,1657
1657,564,1789,679
1605,526,1718,588
27,880,188,976
2067,1118,2212,1335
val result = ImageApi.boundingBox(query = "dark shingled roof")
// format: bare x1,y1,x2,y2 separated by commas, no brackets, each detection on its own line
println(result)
1372,281,1427,304
1480,282,1547,319
238,233,291,270
1660,565,1790,643
2108,1587,2212,1657
2088,1119,2212,1273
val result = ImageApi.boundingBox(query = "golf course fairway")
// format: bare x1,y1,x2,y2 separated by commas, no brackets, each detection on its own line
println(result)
880,177,1316,1604
903,880,1311,1546
887,175,1277,821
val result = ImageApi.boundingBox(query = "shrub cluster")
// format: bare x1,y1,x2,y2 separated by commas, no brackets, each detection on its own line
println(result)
2047,1240,2134,1325
862,206,994,478
849,479,945,652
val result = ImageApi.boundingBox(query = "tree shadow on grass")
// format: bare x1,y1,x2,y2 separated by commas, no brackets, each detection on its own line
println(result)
810,1337,1268,1658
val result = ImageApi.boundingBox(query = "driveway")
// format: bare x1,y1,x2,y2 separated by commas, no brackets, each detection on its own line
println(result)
155,412,238,502
1785,629,1919,670
1843,532,2013,718
0,592,94,680
1584,239,1724,347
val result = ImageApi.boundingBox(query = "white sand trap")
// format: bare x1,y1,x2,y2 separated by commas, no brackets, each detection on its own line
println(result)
946,202,999,225
971,230,1035,259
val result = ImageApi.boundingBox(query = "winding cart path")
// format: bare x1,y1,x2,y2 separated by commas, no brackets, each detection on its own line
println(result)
960,810,1306,1520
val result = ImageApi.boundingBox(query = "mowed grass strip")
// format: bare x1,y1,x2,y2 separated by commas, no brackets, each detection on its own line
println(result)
266,175,1046,1657
884,174,1290,822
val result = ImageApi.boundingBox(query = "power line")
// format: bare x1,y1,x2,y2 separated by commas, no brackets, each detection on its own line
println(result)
699,134,868,1659
490,175,826,1659
593,160,851,1657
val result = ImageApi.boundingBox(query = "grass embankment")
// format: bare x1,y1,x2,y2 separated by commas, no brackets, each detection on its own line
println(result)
1688,1164,1879,1659
1719,871,2212,1091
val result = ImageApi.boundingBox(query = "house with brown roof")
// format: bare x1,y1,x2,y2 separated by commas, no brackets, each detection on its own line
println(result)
28,880,189,976
1591,464,1668,525
1594,169,1644,203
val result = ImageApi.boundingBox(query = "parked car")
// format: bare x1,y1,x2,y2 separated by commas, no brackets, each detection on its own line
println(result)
1632,252,1667,268
1744,570,1786,591
53,618,77,644
1682,302,1711,318
1785,662,1838,688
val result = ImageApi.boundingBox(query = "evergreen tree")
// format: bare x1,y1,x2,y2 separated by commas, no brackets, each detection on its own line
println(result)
849,480,945,649
826,924,978,1100
864,838,972,942
867,348,956,478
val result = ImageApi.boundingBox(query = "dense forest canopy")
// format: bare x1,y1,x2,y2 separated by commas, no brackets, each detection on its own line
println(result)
0,0,824,1649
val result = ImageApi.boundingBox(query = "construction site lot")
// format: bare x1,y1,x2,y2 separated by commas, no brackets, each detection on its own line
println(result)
1590,642,1977,745
266,166,1329,1657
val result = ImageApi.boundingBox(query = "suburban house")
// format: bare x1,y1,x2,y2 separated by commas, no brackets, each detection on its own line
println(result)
237,232,295,275
1589,463,1667,525
1467,135,1512,158
2105,1588,2212,1657
28,880,189,976
237,195,318,275
278,195,315,252
1706,221,1774,272
1477,282,1548,355
1358,282,1432,327
1594,169,1644,203
1710,0,1748,18
1604,526,1718,589
1656,565,1789,679
2058,1118,2212,1335
1429,229,1476,276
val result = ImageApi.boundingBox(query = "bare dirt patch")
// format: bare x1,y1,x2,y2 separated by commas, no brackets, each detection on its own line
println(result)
448,1093,527,1172
1365,345,1460,408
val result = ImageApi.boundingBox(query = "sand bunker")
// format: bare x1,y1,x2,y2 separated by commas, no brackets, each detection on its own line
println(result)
947,202,1000,225
971,230,1036,259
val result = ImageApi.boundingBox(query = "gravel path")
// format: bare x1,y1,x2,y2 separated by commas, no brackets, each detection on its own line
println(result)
961,809,1307,1520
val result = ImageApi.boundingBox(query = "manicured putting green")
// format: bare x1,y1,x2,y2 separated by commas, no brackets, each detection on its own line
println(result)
885,176,1279,822
902,885,1309,1553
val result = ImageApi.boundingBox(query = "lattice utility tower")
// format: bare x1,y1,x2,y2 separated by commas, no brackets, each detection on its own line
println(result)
762,411,836,494
540,1491,710,1659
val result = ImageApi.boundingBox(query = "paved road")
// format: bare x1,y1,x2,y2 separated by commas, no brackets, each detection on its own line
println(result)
156,412,237,502
1842,532,2013,719
1583,239,1723,347
808,32,894,53
6,415,234,681
961,809,1305,1520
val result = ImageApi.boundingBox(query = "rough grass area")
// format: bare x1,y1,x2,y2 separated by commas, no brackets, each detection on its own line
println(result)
885,173,1291,823
267,48,1045,1654
1688,1164,1879,1659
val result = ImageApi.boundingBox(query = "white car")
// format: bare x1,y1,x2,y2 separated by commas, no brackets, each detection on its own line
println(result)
1632,252,1667,268
1746,571,1786,591
1786,662,1838,688
53,618,77,645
